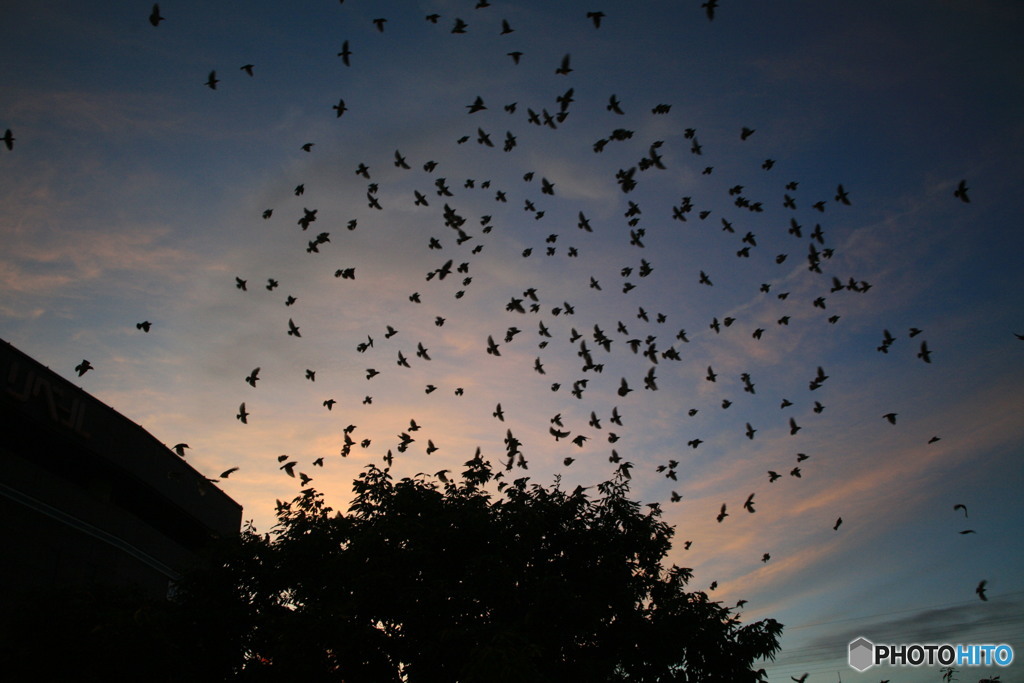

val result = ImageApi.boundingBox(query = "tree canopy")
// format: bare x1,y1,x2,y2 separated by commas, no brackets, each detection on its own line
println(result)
167,450,782,681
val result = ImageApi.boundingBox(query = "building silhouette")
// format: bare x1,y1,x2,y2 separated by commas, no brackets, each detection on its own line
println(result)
0,338,241,621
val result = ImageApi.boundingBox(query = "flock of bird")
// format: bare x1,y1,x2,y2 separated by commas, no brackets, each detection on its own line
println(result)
8,5,1005,657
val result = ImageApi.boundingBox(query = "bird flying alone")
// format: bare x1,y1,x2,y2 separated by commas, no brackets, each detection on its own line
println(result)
149,3,164,27
954,179,970,203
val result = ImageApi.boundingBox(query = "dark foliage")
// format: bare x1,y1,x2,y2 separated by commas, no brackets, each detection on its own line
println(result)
169,452,782,681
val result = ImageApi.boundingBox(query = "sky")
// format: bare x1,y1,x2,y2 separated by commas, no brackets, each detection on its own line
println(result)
2,0,1023,680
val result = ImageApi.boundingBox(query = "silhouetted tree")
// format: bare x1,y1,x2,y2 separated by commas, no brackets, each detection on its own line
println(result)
168,451,782,681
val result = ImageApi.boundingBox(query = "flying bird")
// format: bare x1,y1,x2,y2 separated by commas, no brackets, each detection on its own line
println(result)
149,3,164,26
1,129,13,150
338,40,352,66
716,503,728,523
75,360,93,376
555,54,572,75
486,335,501,356
954,503,968,518
976,579,987,601
954,179,970,203
205,70,219,89
835,184,851,205
917,340,932,363
240,64,254,76
236,402,249,423
172,443,189,457
245,367,260,387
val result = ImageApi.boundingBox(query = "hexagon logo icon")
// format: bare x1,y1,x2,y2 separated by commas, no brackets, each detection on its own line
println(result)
849,637,874,672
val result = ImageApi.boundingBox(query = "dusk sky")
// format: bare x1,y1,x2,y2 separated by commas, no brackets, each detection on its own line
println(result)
2,1,1023,680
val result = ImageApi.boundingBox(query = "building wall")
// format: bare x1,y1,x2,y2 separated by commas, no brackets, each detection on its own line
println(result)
0,339,242,616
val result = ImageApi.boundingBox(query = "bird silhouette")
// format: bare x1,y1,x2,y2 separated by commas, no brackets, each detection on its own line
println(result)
236,402,249,423
486,335,501,356
917,340,932,363
954,179,970,203
337,40,352,66
1,129,13,151
976,579,988,601
149,3,164,27
75,359,93,376
205,70,218,89
717,503,729,522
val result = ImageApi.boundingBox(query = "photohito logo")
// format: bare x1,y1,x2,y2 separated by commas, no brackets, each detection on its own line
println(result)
849,637,1014,672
